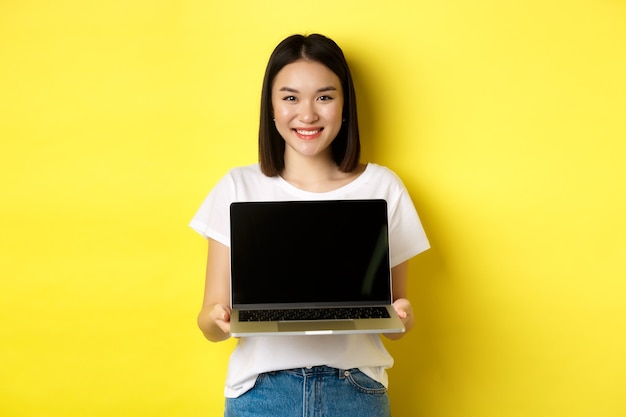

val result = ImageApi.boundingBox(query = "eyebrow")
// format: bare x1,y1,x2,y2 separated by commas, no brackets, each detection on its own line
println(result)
278,86,338,93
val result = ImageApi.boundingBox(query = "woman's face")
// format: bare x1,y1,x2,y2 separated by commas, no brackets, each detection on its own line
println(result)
271,59,344,161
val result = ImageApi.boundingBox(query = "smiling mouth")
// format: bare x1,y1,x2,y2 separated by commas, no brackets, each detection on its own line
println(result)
294,128,323,138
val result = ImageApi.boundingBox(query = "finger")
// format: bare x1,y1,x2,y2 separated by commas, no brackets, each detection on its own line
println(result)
211,305,229,323
217,320,231,334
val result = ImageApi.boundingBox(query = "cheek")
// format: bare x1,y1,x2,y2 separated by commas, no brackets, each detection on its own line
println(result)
322,103,344,121
273,105,293,122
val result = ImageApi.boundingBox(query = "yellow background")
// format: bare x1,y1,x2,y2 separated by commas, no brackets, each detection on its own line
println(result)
1,0,625,416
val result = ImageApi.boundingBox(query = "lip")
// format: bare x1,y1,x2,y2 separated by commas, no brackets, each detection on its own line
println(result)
293,127,324,140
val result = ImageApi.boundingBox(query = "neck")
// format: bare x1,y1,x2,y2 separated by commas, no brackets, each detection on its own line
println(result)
282,152,338,183
281,152,365,193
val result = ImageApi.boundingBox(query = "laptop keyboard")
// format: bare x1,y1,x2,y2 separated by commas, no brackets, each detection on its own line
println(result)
239,306,391,322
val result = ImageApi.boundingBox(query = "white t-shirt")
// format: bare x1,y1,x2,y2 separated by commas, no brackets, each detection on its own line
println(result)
190,163,429,398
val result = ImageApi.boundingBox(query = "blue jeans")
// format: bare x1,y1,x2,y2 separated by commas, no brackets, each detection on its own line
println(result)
224,366,391,417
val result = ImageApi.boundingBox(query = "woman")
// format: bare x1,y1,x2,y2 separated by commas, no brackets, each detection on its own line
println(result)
190,33,429,416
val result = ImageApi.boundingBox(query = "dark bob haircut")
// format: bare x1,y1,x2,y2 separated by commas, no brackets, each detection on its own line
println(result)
258,34,361,177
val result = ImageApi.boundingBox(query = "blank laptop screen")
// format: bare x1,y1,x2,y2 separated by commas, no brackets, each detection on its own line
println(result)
229,200,392,308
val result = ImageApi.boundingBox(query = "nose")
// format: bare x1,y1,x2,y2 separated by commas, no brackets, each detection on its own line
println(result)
298,101,319,124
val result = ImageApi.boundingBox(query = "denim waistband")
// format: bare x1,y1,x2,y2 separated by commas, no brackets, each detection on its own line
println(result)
282,365,351,377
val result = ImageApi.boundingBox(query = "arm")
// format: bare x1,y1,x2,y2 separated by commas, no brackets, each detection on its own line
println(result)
383,261,415,340
197,238,232,342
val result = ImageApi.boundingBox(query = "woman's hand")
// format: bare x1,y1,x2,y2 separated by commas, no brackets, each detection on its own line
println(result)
383,298,415,340
198,303,232,342
393,298,413,324
211,303,232,334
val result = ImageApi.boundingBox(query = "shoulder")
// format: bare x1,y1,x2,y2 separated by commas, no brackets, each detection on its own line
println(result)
204,164,263,199
365,162,399,178
358,163,415,213
217,163,267,188
363,163,407,190
216,163,285,200
225,163,264,180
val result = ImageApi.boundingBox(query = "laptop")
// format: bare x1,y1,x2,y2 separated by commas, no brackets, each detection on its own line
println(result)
228,199,405,337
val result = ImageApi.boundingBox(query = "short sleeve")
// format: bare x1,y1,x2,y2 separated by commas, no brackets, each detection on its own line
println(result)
385,174,430,267
189,172,236,246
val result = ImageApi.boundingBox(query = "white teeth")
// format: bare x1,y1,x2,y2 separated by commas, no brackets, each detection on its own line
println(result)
296,129,319,136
